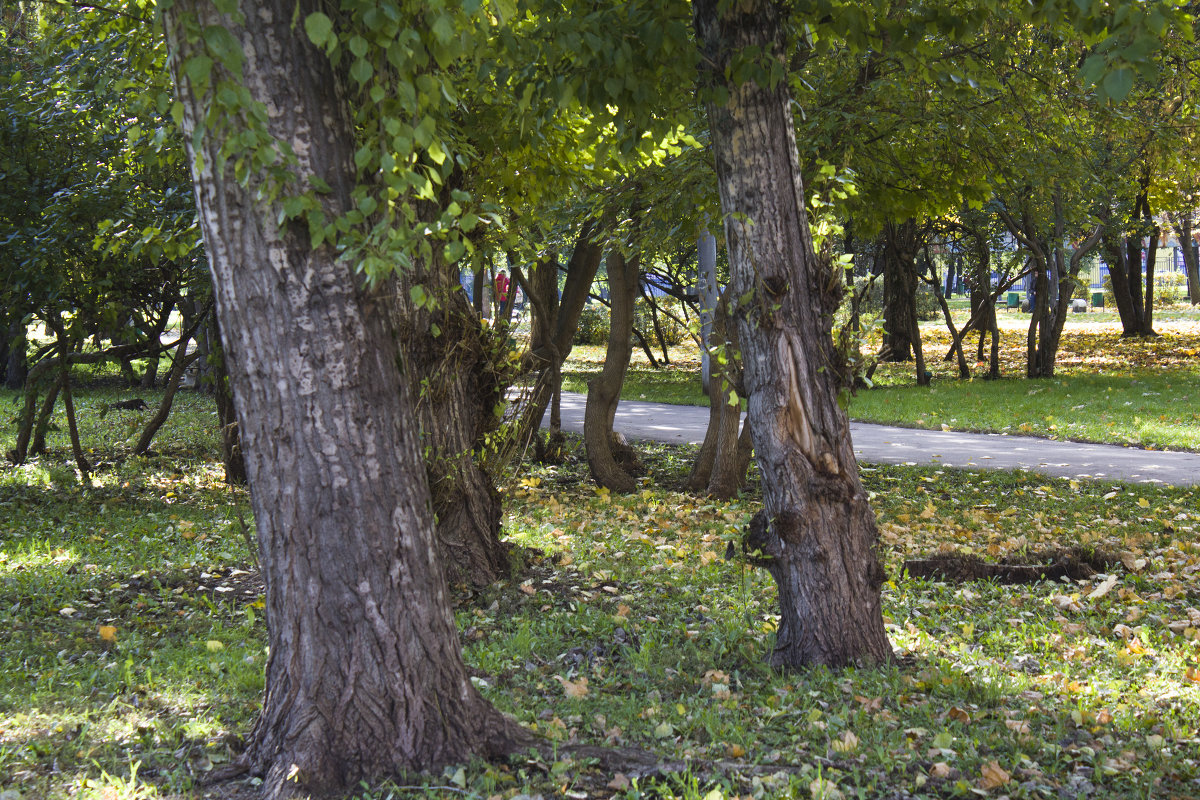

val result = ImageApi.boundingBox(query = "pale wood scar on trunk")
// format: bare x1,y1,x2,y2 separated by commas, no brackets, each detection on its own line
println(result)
778,335,839,475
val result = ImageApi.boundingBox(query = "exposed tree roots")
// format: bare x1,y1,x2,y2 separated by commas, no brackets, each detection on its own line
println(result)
903,547,1119,584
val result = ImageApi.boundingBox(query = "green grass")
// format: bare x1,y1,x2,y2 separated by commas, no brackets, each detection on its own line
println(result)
3,383,1200,799
848,371,1200,450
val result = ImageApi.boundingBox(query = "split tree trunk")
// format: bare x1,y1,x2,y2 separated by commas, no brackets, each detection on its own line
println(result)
1101,233,1140,336
694,0,892,668
584,248,641,493
163,4,524,797
507,221,604,456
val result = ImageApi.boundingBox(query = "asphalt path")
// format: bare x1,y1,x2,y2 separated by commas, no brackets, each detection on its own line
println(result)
545,392,1200,487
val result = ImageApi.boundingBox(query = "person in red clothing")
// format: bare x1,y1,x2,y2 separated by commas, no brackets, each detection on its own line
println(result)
494,270,510,307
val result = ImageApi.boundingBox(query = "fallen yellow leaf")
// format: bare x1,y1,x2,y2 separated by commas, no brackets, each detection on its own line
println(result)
831,730,859,753
606,773,630,791
98,625,117,643
554,675,588,698
979,760,1010,790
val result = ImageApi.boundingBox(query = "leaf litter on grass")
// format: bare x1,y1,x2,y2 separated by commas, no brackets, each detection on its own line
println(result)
476,442,1200,799
3,409,1200,797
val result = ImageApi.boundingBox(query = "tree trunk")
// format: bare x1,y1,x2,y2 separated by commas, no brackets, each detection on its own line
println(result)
30,374,62,457
2,316,27,389
133,332,201,456
694,0,892,668
584,249,641,493
697,230,718,395
881,222,919,363
208,314,247,485
163,4,524,797
507,221,604,457
1141,221,1159,335
689,291,750,498
1102,232,1140,336
397,264,511,589
1169,212,1200,305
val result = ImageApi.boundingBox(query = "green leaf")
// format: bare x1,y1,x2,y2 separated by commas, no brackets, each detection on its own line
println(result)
304,13,334,48
350,58,374,86
431,13,456,46
410,285,428,308
203,25,245,75
183,55,213,87
427,140,447,165
1102,68,1133,102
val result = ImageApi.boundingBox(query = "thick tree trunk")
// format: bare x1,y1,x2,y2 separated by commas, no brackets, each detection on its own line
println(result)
694,0,892,668
163,4,524,798
584,249,641,493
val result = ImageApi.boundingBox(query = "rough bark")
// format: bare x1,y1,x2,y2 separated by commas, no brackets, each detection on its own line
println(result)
697,230,718,396
163,4,525,798
584,249,641,493
1101,232,1140,336
694,0,892,668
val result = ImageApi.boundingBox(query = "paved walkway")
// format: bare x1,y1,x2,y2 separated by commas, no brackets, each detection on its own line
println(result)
546,392,1200,487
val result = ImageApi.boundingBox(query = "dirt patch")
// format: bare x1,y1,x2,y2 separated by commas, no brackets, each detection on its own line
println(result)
903,547,1119,584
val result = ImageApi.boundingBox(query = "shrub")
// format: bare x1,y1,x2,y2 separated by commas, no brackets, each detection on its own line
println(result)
635,297,690,347
574,304,609,346
1154,272,1187,308
915,286,942,321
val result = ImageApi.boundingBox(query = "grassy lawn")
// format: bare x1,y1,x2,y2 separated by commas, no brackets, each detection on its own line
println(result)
1,384,1199,798
562,311,1200,451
